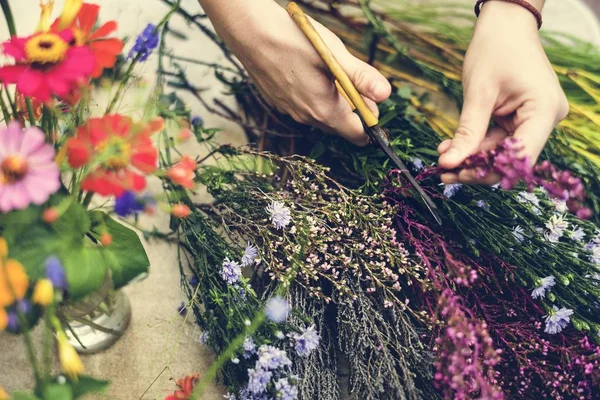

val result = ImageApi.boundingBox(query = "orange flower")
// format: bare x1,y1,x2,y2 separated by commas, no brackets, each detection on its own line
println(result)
171,204,191,219
53,3,123,78
0,259,29,307
167,156,196,189
164,373,199,400
66,114,160,197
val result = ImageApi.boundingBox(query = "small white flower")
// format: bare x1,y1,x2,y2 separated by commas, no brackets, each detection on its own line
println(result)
231,357,240,364
545,214,569,243
512,226,525,243
531,276,556,299
569,227,586,243
517,191,540,207
266,200,292,230
441,183,462,198
551,199,568,213
410,157,424,171
544,306,574,334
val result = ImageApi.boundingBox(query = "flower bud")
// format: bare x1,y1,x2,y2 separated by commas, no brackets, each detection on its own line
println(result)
32,279,54,306
42,207,60,223
58,331,84,380
100,232,112,246
171,204,191,218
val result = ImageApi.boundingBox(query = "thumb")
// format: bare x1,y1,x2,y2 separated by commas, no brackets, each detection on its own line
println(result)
438,92,495,169
338,52,391,102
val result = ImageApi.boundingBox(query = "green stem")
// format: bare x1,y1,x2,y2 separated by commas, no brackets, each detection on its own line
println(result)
25,98,36,127
190,313,266,399
82,192,94,208
0,0,16,36
0,87,11,123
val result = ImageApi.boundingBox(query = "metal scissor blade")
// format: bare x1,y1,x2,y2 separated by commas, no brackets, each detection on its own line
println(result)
369,126,443,225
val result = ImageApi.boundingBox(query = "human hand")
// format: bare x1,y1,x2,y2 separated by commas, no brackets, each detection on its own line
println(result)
199,0,391,146
438,0,569,184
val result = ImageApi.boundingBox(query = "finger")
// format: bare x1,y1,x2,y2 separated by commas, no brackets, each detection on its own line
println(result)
456,126,508,184
512,115,555,163
438,87,496,169
335,50,391,102
323,95,369,146
438,139,452,155
363,96,380,119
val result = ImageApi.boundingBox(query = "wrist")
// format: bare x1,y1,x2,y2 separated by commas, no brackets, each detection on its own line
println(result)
476,1,541,33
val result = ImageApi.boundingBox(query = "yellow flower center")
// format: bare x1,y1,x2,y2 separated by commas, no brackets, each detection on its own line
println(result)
1,155,29,184
97,137,132,170
25,33,69,64
72,28,87,46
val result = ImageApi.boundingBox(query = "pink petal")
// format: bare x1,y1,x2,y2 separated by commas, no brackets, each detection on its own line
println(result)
0,120,25,154
47,76,70,97
22,172,60,204
58,47,96,79
1,37,27,60
17,69,51,101
19,127,46,156
25,145,56,166
0,64,27,84
0,182,31,212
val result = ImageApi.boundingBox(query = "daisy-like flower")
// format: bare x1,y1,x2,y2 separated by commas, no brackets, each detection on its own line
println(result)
442,183,462,198
0,122,60,212
545,214,569,243
293,325,320,357
517,191,540,207
52,3,124,78
247,368,272,394
551,198,569,214
266,200,291,230
531,276,556,299
220,258,242,284
66,114,161,196
241,243,259,267
274,378,299,400
544,306,574,334
0,30,95,101
256,345,292,370
265,296,290,323
569,227,586,243
243,336,256,358
164,373,199,400
511,226,525,243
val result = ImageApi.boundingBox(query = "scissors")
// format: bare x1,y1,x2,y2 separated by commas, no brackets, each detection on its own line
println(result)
286,2,442,225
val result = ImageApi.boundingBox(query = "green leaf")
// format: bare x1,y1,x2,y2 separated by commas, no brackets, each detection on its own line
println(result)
90,212,150,289
308,141,327,160
11,393,41,400
71,375,110,398
42,384,73,400
62,247,108,299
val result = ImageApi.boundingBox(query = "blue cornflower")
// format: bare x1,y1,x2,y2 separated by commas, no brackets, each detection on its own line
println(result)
531,276,556,299
128,23,159,61
274,378,299,400
294,325,320,357
221,258,242,284
240,387,269,400
266,200,292,230
544,306,573,334
243,336,256,358
441,183,462,198
247,368,272,394
191,116,204,127
256,345,291,370
114,191,145,217
45,256,68,290
241,243,259,267
264,296,290,323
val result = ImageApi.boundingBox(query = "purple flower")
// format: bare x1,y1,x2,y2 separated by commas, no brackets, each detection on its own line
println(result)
191,116,204,127
544,306,574,334
6,311,19,332
16,299,32,314
177,302,187,316
266,201,292,229
45,256,68,290
243,336,256,358
442,183,462,198
256,345,291,370
569,227,586,243
294,325,320,357
274,378,298,400
199,331,210,345
264,296,290,323
410,157,424,171
189,275,199,287
241,243,258,267
475,200,489,211
247,368,272,394
531,276,556,299
128,23,159,61
114,191,145,217
221,258,242,285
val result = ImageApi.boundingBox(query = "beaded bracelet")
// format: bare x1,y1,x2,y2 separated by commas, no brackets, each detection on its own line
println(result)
475,0,543,30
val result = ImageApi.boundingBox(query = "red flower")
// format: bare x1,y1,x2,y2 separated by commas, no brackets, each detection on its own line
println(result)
66,114,161,197
164,373,199,400
171,204,191,219
53,3,124,78
167,156,196,189
0,30,95,102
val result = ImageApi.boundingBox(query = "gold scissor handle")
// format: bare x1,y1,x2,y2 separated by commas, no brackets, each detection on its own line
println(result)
286,2,379,128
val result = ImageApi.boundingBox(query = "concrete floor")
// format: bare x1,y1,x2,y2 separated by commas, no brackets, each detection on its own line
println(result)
0,0,598,399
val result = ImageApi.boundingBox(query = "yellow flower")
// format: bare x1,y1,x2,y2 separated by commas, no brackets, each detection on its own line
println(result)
36,0,55,33
57,0,82,30
0,308,8,332
0,259,29,307
0,385,9,400
0,238,7,259
32,279,54,306
58,332,84,380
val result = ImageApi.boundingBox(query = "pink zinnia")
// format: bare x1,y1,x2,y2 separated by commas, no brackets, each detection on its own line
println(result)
0,30,95,102
0,122,60,212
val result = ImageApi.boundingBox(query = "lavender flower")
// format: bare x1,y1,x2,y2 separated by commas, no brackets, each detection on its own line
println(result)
128,23,159,61
544,306,574,334
241,243,259,267
512,226,525,243
545,214,569,243
256,345,292,370
293,325,320,357
274,378,299,400
243,336,256,358
265,296,289,323
410,157,424,171
221,258,242,284
531,276,556,299
247,368,272,394
569,227,586,243
266,200,292,229
442,183,462,198
45,256,68,290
